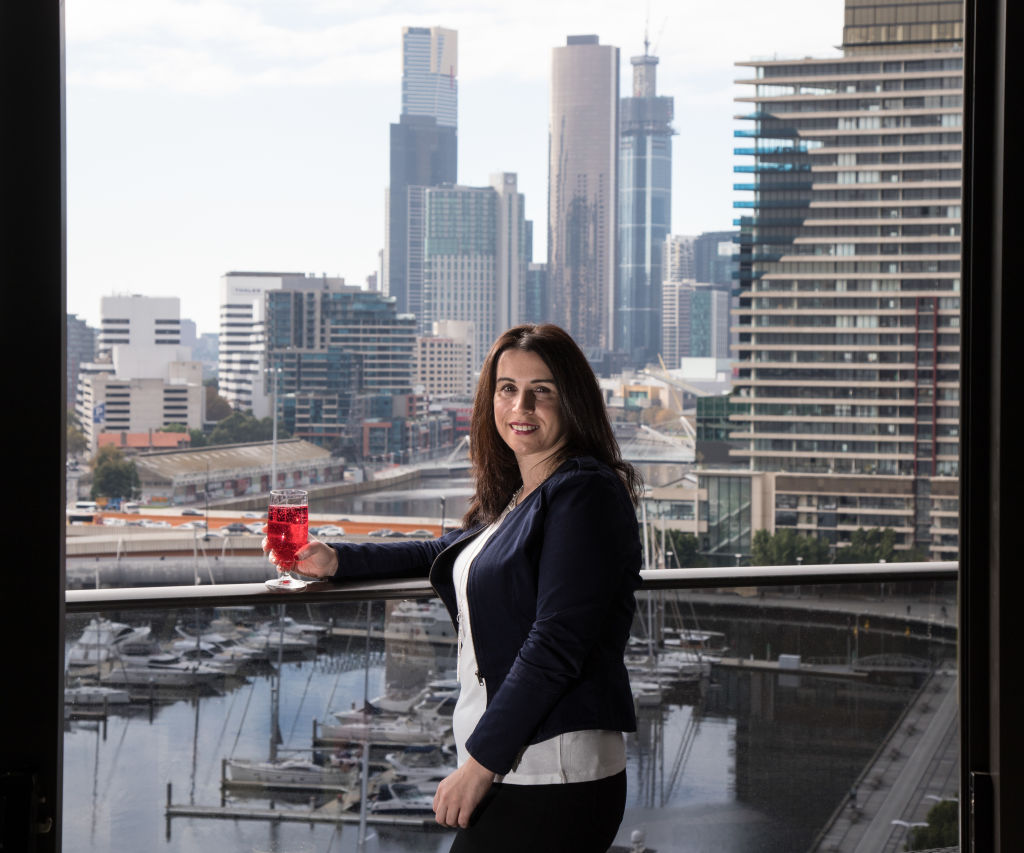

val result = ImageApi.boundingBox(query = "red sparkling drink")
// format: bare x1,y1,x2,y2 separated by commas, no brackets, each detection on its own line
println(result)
267,504,308,569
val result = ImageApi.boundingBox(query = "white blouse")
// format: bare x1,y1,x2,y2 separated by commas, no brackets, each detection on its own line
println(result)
450,516,626,786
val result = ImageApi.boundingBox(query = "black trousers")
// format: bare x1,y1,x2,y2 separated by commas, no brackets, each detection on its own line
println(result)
448,770,627,853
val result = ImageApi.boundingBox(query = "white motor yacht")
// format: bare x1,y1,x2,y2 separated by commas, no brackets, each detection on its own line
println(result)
99,652,224,688
66,618,153,668
369,782,436,816
225,757,356,789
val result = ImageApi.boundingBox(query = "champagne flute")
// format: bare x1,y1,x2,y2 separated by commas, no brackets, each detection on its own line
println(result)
265,489,309,591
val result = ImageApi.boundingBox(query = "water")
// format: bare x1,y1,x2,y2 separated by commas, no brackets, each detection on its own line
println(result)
317,476,474,523
62,600,921,853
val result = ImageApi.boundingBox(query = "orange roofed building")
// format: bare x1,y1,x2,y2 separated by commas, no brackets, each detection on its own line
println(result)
97,431,191,454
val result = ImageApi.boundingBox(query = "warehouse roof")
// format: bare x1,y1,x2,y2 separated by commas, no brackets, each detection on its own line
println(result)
134,439,332,483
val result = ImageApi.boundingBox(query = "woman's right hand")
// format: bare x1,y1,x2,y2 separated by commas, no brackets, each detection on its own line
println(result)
262,537,339,579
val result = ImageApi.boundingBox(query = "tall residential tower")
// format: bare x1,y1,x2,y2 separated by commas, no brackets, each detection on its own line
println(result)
547,35,619,354
731,0,963,559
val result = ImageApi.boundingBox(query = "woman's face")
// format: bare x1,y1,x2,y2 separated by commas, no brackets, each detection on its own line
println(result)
493,348,567,467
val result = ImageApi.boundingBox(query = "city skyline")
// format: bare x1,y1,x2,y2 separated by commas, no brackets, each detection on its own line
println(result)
66,0,844,334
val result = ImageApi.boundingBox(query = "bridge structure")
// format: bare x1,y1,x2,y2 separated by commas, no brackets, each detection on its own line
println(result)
617,423,695,465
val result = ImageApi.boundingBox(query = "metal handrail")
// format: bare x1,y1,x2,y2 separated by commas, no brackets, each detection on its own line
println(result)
64,561,958,614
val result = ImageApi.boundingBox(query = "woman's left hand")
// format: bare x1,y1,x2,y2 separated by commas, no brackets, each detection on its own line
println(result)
432,755,494,828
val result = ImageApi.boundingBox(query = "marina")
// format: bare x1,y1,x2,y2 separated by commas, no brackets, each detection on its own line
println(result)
61,582,957,853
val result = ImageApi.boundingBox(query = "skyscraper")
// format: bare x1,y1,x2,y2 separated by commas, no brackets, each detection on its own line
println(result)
732,0,963,558
385,27,458,319
547,35,619,354
416,175,530,368
661,235,696,369
401,26,458,128
618,44,673,366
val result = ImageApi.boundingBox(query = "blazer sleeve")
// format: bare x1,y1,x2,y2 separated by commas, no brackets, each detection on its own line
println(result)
327,527,464,582
465,468,641,774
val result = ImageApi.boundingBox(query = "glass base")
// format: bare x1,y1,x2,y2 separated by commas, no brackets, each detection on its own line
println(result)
265,574,308,591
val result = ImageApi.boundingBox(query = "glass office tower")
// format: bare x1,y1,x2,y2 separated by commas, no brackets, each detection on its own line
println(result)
618,47,674,367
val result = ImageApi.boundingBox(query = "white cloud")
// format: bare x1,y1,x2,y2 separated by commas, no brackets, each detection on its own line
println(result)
68,0,843,93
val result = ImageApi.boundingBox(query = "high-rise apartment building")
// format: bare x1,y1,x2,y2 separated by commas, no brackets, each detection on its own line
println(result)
693,230,739,288
386,26,458,318
265,281,416,453
412,176,530,368
218,272,327,417
661,235,696,368
492,172,530,336
66,313,96,411
416,322,474,400
690,284,732,360
618,45,673,366
419,184,496,368
732,0,963,558
548,35,619,354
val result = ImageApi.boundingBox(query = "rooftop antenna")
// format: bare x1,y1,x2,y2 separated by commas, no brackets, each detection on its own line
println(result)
644,2,651,55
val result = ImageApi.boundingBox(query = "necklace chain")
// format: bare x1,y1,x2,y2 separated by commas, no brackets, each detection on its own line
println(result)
505,485,524,515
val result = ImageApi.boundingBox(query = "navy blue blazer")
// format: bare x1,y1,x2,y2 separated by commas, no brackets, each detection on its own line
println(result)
327,455,642,775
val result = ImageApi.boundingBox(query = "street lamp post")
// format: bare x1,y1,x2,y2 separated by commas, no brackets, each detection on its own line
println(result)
271,365,280,489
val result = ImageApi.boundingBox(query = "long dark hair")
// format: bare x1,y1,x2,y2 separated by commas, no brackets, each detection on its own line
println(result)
462,324,643,526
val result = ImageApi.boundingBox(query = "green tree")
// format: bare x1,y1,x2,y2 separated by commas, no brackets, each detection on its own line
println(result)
836,527,926,563
90,446,140,501
206,410,285,446
67,423,88,456
665,530,704,568
204,381,233,422
750,528,832,566
905,799,957,851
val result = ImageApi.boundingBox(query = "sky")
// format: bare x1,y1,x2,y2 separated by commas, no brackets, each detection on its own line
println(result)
65,0,845,335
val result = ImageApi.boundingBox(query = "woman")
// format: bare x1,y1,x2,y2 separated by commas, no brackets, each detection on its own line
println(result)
266,323,643,852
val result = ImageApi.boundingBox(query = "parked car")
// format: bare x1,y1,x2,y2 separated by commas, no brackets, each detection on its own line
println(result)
246,522,266,535
140,519,171,528
368,529,394,537
314,525,345,537
222,522,250,534
181,508,202,516
242,511,265,519
405,529,434,538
